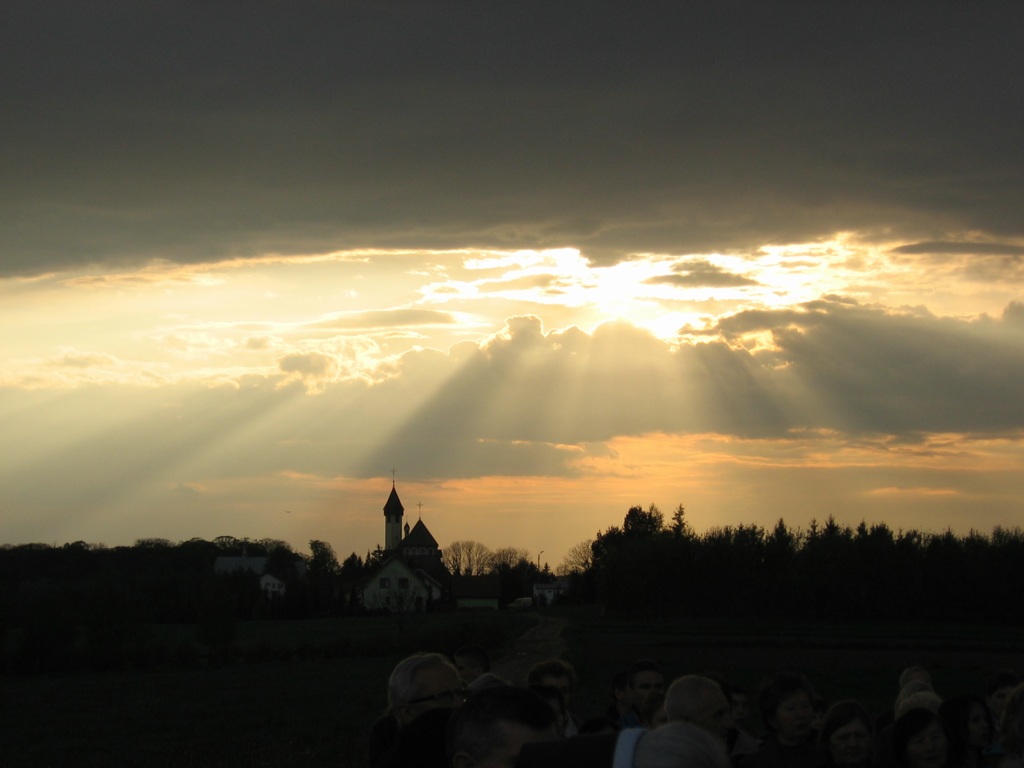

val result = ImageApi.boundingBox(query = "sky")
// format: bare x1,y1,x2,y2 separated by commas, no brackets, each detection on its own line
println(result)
2,3,1023,569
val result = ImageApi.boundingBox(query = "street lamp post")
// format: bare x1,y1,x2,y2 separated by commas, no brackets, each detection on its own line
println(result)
535,550,544,608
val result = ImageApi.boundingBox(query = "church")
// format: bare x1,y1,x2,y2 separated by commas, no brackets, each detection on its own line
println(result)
360,482,450,612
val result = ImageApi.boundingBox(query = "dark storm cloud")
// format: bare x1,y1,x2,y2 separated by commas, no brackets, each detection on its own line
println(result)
888,240,1024,282
1003,301,1024,326
50,351,117,369
2,2,1022,276
245,337,270,350
363,302,1024,477
278,352,340,389
713,300,1024,434
312,309,456,330
645,259,758,288
891,242,1024,256
477,274,562,293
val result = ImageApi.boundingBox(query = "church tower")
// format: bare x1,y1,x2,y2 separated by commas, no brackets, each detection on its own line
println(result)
383,482,404,551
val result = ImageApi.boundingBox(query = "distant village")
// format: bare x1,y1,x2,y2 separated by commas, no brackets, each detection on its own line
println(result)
4,478,1024,676
213,481,567,613
0,479,567,669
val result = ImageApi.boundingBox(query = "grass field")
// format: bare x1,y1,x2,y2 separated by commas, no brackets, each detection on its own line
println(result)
2,611,533,767
4,609,1024,766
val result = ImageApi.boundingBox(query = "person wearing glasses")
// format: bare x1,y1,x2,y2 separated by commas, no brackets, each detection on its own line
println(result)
369,652,467,767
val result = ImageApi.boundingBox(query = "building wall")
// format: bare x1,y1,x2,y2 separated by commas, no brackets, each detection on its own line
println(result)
362,559,430,613
260,573,286,596
385,514,403,551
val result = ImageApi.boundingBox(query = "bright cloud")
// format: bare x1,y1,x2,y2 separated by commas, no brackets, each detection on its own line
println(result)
2,4,1023,565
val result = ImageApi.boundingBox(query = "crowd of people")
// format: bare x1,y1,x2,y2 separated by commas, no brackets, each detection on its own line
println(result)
367,647,1024,768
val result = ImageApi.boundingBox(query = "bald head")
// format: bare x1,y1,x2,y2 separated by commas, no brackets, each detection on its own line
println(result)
665,676,735,744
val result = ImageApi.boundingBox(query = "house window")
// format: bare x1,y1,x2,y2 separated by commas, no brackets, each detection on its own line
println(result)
398,578,409,590
379,577,390,588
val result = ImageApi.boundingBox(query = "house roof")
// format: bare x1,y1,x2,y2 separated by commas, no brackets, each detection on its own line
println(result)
363,554,447,590
451,573,501,599
365,556,418,582
400,519,438,550
535,580,571,590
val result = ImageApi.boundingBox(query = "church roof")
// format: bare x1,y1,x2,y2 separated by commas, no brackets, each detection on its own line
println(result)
383,484,404,516
400,519,438,550
363,552,450,590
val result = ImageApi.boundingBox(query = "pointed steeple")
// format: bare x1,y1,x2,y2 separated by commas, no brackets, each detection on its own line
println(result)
383,481,404,551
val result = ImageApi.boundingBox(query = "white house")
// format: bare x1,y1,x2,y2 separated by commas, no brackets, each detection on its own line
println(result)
451,573,501,611
363,556,446,612
214,553,293,597
532,579,571,606
259,573,287,596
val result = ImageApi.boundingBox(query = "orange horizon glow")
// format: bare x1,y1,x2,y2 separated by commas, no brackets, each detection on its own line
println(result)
2,239,1024,569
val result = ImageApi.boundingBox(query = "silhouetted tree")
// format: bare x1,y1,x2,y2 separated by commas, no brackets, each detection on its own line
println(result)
591,504,691,614
558,539,594,576
623,503,664,537
489,547,531,571
443,540,493,576
307,540,341,616
365,544,385,569
488,548,536,605
670,504,694,539
338,552,365,613
264,541,300,582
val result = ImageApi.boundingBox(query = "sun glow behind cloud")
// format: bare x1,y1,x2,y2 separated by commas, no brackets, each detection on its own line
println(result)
425,244,849,343
5,233,1017,388
2,234,1021,399
2,234,1024,564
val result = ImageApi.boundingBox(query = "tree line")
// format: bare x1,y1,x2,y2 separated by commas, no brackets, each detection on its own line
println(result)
0,534,553,673
5,505,1024,674
562,504,1024,622
0,536,368,631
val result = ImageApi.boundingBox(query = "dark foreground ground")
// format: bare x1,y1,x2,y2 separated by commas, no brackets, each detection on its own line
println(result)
4,609,1023,766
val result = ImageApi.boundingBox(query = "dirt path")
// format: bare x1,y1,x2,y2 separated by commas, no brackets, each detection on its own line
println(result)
489,614,568,686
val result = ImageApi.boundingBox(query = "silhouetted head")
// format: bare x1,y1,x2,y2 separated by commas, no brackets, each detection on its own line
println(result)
628,659,666,713
818,700,874,768
893,708,948,768
758,671,817,745
446,684,558,768
666,675,734,744
388,652,465,727
985,670,1019,723
633,721,732,768
940,693,992,762
1000,683,1024,756
453,645,491,686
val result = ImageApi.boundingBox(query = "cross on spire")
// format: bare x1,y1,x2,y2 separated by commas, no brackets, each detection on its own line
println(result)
417,501,423,519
